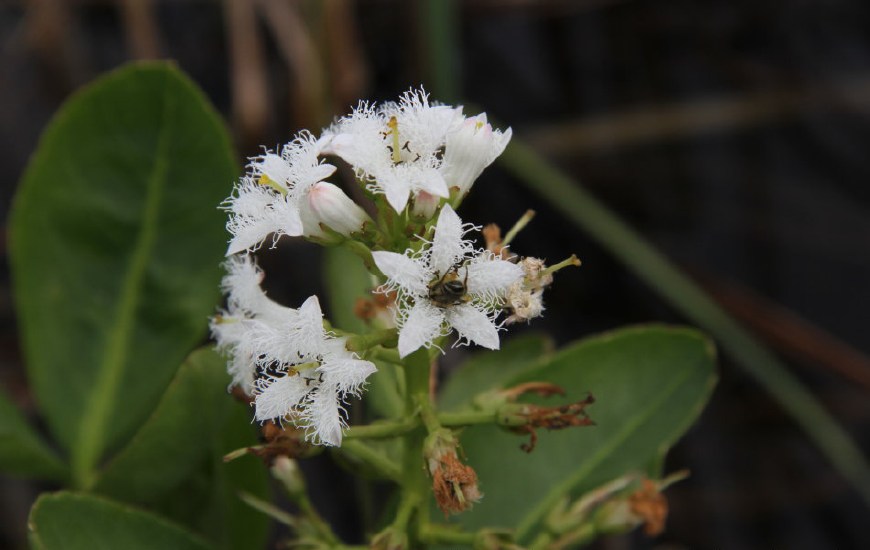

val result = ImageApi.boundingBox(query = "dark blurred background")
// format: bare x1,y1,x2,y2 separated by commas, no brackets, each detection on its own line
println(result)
1,0,869,548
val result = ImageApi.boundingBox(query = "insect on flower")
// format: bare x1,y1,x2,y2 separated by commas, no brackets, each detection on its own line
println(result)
427,261,470,308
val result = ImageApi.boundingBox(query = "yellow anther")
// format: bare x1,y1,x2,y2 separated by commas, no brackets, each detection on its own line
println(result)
387,116,402,164
257,174,288,196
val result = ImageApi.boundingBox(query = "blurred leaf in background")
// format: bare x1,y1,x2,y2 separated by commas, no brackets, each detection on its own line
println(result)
2,62,268,548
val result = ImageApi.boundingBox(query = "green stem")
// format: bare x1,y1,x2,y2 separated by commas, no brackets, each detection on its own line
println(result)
337,440,402,482
367,346,403,365
342,239,383,277
438,409,499,427
540,254,582,277
238,491,298,527
502,209,536,247
420,525,477,545
396,348,433,543
500,138,870,509
418,395,442,434
344,417,419,439
344,328,398,352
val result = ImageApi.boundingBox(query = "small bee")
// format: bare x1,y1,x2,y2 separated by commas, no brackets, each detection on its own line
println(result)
428,263,469,308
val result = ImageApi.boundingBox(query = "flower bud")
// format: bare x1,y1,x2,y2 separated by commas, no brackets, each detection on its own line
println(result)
411,190,440,220
303,182,372,238
271,456,305,497
442,113,512,198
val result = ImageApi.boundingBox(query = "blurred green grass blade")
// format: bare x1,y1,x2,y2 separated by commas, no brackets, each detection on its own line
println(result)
422,0,460,102
499,138,870,506
0,388,66,481
10,62,237,489
28,492,210,550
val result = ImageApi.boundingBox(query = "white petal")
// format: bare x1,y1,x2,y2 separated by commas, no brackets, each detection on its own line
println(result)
305,383,344,446
413,169,450,198
372,251,429,296
430,204,467,275
398,301,445,357
382,176,412,213
309,163,338,185
466,255,524,298
292,296,325,357
257,153,292,188
319,357,377,396
445,303,500,350
272,196,304,237
254,373,308,421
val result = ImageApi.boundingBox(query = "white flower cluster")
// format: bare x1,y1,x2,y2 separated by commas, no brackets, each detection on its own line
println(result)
222,88,512,253
215,87,521,445
211,256,376,446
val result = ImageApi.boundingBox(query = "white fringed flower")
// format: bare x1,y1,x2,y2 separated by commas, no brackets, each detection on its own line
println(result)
253,333,377,447
441,113,512,198
323,88,464,213
372,205,524,357
223,132,338,255
210,256,376,446
210,255,293,391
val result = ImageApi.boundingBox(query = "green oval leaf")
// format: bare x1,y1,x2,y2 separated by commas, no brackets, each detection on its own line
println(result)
451,326,716,541
149,395,271,550
0,388,66,480
28,492,210,550
93,348,230,502
438,332,555,412
9,62,237,487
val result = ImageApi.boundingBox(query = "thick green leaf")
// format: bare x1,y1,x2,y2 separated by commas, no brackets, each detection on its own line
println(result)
211,400,272,550
438,333,554,412
94,346,270,548
28,492,210,550
451,326,716,541
153,395,271,550
0,388,66,480
323,245,403,418
93,348,229,501
10,62,237,486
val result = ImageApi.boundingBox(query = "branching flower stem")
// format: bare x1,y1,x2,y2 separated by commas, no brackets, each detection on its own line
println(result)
335,440,402,482
344,328,399,352
390,348,434,544
420,525,477,545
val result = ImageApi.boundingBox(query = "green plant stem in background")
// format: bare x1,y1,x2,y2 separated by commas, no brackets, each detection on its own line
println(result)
345,417,418,439
499,138,870,507
421,525,477,545
338,440,402,482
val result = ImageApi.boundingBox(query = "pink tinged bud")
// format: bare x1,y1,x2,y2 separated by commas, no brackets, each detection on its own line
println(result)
411,190,440,220
305,182,371,237
442,113,512,197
